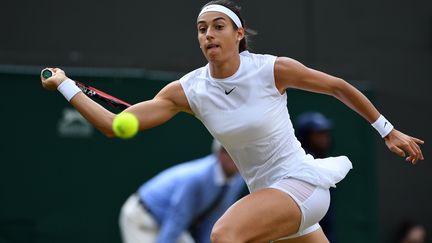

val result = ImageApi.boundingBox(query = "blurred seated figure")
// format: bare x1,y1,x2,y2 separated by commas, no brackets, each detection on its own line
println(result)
119,139,245,243
295,112,333,159
294,112,336,242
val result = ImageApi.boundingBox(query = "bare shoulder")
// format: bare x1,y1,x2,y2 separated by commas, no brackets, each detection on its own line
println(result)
274,57,307,77
274,56,347,95
274,57,309,92
155,80,193,114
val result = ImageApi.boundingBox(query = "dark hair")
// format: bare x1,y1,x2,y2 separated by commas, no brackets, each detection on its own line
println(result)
201,0,254,52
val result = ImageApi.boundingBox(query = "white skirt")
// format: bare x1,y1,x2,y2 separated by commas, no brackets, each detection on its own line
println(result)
289,155,353,189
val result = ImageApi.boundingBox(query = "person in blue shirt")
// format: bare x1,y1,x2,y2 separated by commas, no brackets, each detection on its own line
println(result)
119,139,245,243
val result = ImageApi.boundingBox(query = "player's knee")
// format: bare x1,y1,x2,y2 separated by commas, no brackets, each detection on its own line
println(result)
210,230,237,243
210,223,243,243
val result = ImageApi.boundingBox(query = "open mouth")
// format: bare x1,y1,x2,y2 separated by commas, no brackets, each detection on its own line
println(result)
207,44,220,50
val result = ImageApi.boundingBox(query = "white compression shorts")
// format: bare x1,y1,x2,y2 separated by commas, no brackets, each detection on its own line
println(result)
269,178,330,241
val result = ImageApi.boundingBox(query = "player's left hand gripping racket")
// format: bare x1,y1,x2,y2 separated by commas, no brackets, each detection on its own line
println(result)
41,69,132,111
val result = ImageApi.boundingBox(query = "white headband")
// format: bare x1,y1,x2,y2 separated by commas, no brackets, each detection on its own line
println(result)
198,4,242,28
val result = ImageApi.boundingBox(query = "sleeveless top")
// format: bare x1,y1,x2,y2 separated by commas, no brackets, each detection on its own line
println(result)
179,51,352,192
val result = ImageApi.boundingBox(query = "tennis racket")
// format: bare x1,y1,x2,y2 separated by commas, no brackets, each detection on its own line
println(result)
41,69,132,111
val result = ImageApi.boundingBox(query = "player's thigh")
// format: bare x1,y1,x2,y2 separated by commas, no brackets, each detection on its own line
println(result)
271,228,329,243
212,188,302,242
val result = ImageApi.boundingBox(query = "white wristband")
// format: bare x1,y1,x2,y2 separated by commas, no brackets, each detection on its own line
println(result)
57,79,81,102
371,115,394,138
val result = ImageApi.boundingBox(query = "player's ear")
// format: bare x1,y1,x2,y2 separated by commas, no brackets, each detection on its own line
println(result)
237,27,245,42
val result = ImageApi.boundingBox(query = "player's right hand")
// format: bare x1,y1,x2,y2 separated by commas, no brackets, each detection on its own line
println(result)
384,129,424,164
40,68,68,91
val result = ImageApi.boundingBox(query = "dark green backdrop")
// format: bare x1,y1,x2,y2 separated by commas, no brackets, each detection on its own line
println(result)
0,68,376,243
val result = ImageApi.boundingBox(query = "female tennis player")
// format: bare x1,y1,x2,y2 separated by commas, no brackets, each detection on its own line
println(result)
41,0,424,242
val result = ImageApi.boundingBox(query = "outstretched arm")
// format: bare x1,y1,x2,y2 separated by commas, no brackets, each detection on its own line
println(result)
274,57,424,164
41,68,192,137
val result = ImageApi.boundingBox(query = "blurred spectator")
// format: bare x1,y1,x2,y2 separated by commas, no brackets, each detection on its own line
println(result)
294,112,336,242
119,139,245,243
295,112,333,159
393,220,427,243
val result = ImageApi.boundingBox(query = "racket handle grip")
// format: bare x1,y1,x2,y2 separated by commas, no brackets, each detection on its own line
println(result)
41,68,53,79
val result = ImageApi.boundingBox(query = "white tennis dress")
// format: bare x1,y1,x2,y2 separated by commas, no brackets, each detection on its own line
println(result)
179,51,352,193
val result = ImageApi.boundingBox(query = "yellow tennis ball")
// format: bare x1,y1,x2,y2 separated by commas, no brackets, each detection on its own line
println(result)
112,112,139,139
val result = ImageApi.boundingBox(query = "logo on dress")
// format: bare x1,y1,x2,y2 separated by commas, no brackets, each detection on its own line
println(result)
224,87,236,95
